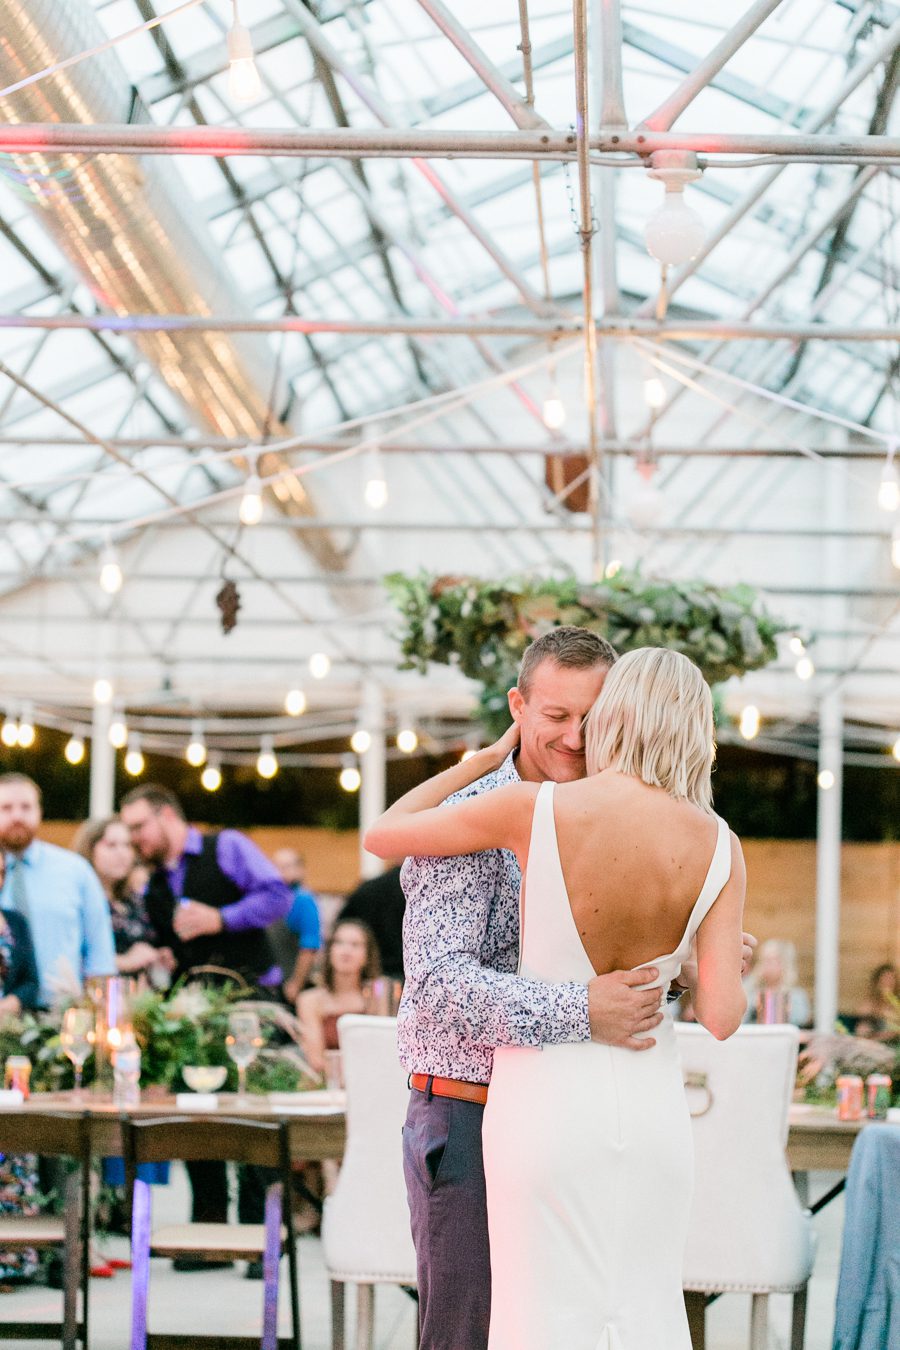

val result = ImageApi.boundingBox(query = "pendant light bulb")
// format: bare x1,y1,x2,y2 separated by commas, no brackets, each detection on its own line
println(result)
256,735,278,780
186,721,207,768
397,726,418,754
227,4,261,103
239,470,264,526
201,758,223,792
878,459,899,513
739,705,760,741
892,524,900,571
285,687,307,717
93,677,114,706
542,393,566,431
363,447,388,511
350,728,372,755
817,769,835,791
339,761,361,793
99,542,123,595
643,376,666,411
644,151,705,267
65,733,86,765
109,712,128,749
0,719,19,748
124,736,145,777
16,705,36,748
795,656,815,681
309,653,331,680
892,735,900,764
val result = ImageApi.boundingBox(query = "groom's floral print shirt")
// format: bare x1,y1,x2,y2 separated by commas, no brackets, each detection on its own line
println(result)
397,752,591,1083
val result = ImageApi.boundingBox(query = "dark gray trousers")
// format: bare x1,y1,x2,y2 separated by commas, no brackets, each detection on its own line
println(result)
402,1087,491,1350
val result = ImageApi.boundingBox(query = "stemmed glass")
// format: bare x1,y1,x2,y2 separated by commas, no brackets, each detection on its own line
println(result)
226,1010,262,1100
60,1007,94,1096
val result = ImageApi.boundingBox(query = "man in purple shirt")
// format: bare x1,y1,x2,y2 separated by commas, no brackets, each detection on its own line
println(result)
120,784,291,1273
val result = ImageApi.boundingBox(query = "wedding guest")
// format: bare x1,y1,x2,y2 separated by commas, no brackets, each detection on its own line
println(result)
336,865,406,980
119,784,291,1271
742,938,810,1027
271,848,321,1005
0,774,116,1006
0,852,39,1019
297,919,381,1075
73,817,174,980
855,962,899,1041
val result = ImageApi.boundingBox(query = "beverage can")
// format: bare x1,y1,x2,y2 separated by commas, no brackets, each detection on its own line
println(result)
836,1074,864,1121
865,1074,892,1121
4,1056,31,1097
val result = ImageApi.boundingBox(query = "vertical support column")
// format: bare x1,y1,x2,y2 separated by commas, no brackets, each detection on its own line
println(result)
359,681,386,880
90,700,115,817
814,686,843,1033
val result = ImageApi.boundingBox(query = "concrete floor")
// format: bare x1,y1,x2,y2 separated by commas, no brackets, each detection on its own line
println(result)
0,1166,843,1349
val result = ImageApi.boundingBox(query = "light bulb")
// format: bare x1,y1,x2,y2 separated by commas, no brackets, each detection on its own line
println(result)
604,559,622,579
739,705,760,741
892,525,900,571
1,719,19,748
795,656,815,681
227,13,261,103
350,729,371,755
109,715,128,749
892,735,900,763
186,740,207,768
285,687,307,716
643,376,666,410
817,769,835,791
239,472,264,526
65,735,86,765
201,763,223,792
788,636,805,656
364,471,388,510
16,706,35,748
93,677,114,705
645,190,705,267
99,545,123,595
542,395,566,431
124,742,145,777
460,748,477,763
339,765,361,793
309,653,331,680
397,727,418,754
878,460,899,512
257,736,278,779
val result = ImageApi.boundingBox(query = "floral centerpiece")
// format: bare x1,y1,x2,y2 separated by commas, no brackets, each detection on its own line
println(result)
386,569,789,735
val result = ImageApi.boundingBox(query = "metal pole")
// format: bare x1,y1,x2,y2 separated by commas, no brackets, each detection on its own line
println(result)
358,682,386,880
573,0,601,570
639,0,787,130
90,701,115,816
814,685,843,1033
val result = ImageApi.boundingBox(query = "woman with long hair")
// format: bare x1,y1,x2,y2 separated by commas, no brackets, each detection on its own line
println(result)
296,919,381,1075
73,817,173,980
742,938,810,1027
856,962,899,1040
366,647,746,1350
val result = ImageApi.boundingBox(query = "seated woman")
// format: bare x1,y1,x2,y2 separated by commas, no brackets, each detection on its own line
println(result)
743,938,810,1027
73,817,173,981
0,851,41,1288
296,919,382,1075
855,962,899,1041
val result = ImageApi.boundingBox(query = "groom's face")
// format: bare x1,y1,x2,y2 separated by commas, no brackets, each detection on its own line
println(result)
509,659,610,784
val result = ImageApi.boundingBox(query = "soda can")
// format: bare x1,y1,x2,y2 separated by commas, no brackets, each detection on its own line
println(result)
4,1055,32,1098
836,1074,864,1121
865,1074,892,1121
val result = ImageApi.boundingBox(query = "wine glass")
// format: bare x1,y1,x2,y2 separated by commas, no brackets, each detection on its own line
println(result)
60,1007,94,1096
226,1010,262,1100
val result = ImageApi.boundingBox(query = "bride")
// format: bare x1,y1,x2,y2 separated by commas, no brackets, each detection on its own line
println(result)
365,646,747,1350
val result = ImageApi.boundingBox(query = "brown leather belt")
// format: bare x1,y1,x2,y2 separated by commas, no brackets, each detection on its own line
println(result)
410,1073,488,1106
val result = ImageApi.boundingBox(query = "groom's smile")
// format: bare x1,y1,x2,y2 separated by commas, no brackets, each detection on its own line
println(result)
509,660,612,785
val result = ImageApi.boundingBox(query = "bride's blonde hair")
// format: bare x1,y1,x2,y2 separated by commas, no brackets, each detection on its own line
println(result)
584,647,715,813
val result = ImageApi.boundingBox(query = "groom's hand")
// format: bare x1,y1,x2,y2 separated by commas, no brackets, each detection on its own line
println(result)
588,969,663,1051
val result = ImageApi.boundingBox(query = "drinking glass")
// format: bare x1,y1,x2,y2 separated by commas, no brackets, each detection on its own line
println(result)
226,1010,262,1100
60,1007,94,1095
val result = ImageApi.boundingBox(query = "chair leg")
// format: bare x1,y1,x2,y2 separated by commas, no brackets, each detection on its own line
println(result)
284,1225,302,1350
356,1283,374,1350
62,1172,80,1350
130,1179,152,1350
330,1280,345,1350
261,1184,283,1350
683,1292,706,1350
750,1293,769,1350
790,1284,808,1350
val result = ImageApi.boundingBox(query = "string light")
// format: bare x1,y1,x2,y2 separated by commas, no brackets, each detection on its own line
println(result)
124,736,145,777
93,677,114,705
339,758,361,793
201,758,223,792
363,448,388,510
739,705,760,741
64,733,86,765
644,151,705,266
878,446,899,512
542,388,566,431
227,1,262,103
350,729,372,755
643,376,666,411
817,769,835,791
239,466,264,526
98,540,123,595
788,636,806,656
795,656,815,681
397,726,418,754
1,718,19,748
256,735,278,779
309,653,331,680
892,735,900,763
185,720,207,767
109,711,128,749
460,748,478,763
16,705,35,749
604,559,622,579
285,687,307,716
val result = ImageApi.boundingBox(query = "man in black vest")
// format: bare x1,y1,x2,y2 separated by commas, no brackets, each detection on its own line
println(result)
120,784,292,1274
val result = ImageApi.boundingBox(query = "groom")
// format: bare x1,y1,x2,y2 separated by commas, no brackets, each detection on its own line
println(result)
399,626,753,1349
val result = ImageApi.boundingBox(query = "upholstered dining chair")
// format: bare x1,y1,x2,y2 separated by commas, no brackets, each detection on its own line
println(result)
676,1023,816,1350
122,1115,301,1350
321,1015,417,1350
0,1110,91,1350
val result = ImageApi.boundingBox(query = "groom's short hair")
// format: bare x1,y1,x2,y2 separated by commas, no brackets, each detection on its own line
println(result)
517,626,617,697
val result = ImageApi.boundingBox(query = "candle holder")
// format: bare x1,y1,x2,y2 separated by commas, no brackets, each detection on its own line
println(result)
85,975,137,1093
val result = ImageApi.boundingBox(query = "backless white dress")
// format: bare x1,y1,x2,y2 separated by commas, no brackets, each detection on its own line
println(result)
482,781,732,1350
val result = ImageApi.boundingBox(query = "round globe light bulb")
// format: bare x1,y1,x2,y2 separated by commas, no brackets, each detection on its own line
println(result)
878,461,899,512
542,395,566,431
604,559,622,579
460,748,478,763
186,740,207,768
201,764,223,792
99,554,123,595
93,677,114,705
227,22,262,103
350,729,372,755
16,720,35,749
65,735,86,765
309,653,331,680
285,687,307,717
739,705,760,741
109,718,128,749
645,190,705,267
364,476,388,510
788,636,805,656
257,750,278,780
124,748,145,777
397,727,418,754
339,765,361,793
239,473,264,526
795,656,815,681
1,720,19,748
817,769,835,791
643,376,666,410
892,735,900,764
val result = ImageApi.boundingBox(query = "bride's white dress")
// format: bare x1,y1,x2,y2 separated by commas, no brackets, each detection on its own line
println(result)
482,781,732,1350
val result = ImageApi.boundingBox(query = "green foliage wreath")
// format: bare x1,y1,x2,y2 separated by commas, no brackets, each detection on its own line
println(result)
386,570,790,736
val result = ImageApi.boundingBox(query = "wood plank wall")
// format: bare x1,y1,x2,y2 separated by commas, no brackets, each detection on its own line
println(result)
44,823,900,1012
